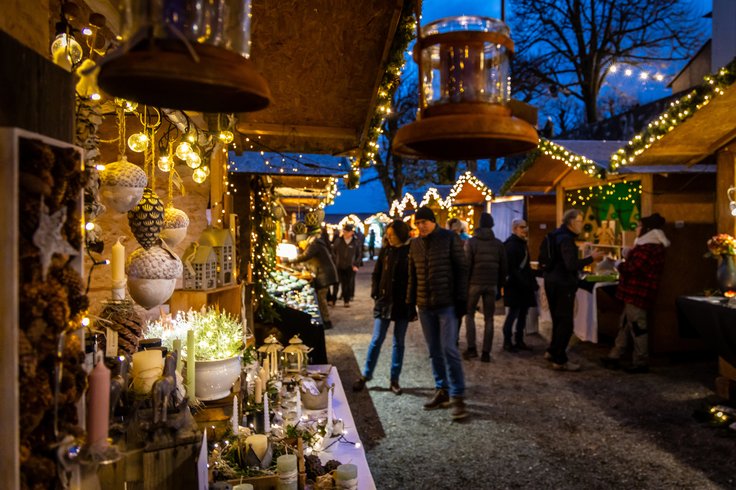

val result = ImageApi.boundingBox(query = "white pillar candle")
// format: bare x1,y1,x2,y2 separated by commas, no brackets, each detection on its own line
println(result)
258,366,268,387
231,395,238,435
254,377,262,404
263,392,270,434
263,357,270,380
233,484,254,490
245,434,268,461
131,350,163,394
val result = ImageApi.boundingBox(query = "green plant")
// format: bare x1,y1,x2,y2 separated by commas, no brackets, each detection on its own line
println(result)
146,307,254,361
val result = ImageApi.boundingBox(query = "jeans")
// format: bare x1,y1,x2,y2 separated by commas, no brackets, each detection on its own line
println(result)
502,306,529,346
465,284,496,353
418,306,465,397
609,303,649,367
337,268,356,302
362,318,409,382
544,282,576,364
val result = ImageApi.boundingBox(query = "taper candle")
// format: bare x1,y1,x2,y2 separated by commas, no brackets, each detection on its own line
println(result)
231,395,239,435
263,357,270,380
263,392,270,434
186,329,196,400
111,237,125,284
254,377,262,404
87,356,111,447
326,386,333,432
296,387,302,420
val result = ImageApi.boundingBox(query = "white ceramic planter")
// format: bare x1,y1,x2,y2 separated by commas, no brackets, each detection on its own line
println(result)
127,277,177,309
194,356,241,400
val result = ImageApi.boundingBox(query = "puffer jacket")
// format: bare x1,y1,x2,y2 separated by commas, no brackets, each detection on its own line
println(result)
465,228,508,289
407,226,468,309
291,235,338,289
371,243,415,321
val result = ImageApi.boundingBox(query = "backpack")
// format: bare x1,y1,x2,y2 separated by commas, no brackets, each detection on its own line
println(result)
538,230,559,273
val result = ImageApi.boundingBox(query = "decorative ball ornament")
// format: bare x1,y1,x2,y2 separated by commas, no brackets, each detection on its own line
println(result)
128,188,165,249
305,209,325,228
126,244,183,309
185,151,202,169
192,167,207,184
127,132,150,153
175,142,193,160
157,155,172,172
159,206,190,247
218,130,234,144
292,221,307,235
99,156,147,213
272,203,285,219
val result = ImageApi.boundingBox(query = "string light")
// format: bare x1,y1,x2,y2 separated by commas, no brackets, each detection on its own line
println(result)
127,132,149,153
611,57,736,170
176,141,193,160
448,171,494,203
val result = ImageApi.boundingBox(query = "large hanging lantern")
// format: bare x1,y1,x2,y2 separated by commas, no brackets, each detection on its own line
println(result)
393,15,538,160
98,0,270,113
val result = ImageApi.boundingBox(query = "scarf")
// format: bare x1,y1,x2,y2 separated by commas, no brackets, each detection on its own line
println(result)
634,228,670,248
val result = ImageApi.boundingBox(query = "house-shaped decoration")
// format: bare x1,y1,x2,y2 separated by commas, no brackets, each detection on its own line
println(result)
182,242,218,290
199,227,235,287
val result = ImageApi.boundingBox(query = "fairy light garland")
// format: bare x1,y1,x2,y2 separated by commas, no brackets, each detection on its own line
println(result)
611,56,736,170
251,177,279,322
419,187,450,209
389,192,418,217
499,138,605,195
564,180,642,208
448,171,494,203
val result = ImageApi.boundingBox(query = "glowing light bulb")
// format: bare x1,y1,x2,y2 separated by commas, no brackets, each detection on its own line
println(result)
218,130,234,144
186,151,202,169
127,133,149,153
81,317,90,327
50,33,83,70
192,167,207,183
158,155,172,172
201,165,210,177
186,132,197,143
175,141,192,159
85,222,95,231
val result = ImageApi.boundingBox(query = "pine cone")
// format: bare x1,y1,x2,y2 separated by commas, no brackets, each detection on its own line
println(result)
128,188,165,249
51,262,88,316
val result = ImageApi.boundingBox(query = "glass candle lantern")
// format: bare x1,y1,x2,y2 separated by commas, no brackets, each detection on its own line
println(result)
419,16,512,114
282,336,311,374
99,0,270,112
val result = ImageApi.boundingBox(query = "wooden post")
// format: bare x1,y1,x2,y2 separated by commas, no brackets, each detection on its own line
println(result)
639,174,654,218
716,149,736,236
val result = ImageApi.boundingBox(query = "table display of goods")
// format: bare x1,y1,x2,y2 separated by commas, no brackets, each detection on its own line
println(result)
267,271,321,323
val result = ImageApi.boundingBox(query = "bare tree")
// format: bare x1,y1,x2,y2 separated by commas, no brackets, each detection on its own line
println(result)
509,0,703,123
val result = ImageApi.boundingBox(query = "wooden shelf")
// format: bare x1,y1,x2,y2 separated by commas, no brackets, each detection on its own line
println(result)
169,283,242,318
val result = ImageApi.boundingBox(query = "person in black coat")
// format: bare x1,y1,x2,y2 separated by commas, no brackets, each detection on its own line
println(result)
502,219,537,352
287,225,339,329
353,220,416,394
332,223,363,307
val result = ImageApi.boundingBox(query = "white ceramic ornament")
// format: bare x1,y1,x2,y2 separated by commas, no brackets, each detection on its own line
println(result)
99,156,147,213
160,207,190,247
126,243,182,309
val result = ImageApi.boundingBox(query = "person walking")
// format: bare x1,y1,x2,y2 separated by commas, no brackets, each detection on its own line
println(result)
285,222,339,330
407,206,469,420
601,213,669,373
502,219,537,352
367,228,377,260
542,209,604,371
463,212,507,362
332,223,362,307
353,220,415,394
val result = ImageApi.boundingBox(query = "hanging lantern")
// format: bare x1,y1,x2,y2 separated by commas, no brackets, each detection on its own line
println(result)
257,335,283,377
393,15,538,160
282,336,312,374
97,0,270,113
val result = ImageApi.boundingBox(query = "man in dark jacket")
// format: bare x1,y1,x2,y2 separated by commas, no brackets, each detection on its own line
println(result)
543,209,604,371
407,206,469,420
463,212,507,362
502,219,537,352
287,224,339,329
332,223,363,307
602,213,669,373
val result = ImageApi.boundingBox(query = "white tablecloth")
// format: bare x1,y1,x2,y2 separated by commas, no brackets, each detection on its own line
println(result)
536,278,618,343
309,365,376,490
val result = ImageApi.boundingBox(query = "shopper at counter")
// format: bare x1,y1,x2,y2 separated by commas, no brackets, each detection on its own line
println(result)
285,224,339,330
542,209,604,371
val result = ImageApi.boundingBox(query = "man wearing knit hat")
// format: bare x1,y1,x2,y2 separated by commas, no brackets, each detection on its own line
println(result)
407,206,470,419
601,213,669,373
463,212,507,362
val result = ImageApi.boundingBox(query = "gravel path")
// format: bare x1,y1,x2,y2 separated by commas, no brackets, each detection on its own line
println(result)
323,264,735,489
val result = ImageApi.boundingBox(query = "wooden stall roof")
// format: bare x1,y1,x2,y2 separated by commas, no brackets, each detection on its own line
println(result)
614,81,736,168
501,140,621,195
236,0,405,156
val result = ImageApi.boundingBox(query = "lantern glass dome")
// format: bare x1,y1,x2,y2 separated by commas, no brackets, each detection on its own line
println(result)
419,16,512,113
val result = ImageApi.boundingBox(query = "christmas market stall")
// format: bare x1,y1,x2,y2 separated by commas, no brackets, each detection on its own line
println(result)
2,0,417,487
610,57,736,395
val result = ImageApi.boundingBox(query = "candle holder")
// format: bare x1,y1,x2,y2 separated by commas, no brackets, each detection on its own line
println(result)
257,335,283,378
282,336,311,374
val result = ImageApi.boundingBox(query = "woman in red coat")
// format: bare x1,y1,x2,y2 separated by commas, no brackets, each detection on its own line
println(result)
602,213,670,373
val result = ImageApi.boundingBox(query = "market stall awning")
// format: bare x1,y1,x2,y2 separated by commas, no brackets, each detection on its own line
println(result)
611,58,736,169
500,139,619,195
236,0,407,157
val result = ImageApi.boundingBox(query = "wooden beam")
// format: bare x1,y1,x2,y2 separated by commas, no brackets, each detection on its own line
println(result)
640,174,653,217
235,122,356,140
545,167,572,194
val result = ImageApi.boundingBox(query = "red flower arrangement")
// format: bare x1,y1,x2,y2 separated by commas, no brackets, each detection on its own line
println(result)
707,233,736,256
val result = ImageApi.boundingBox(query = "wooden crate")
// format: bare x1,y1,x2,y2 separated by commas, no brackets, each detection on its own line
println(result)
169,283,242,318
